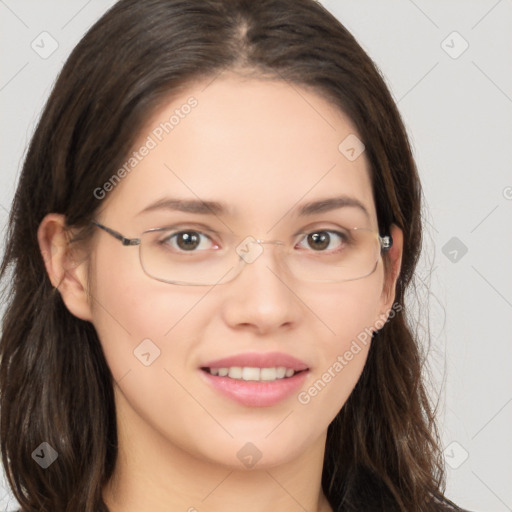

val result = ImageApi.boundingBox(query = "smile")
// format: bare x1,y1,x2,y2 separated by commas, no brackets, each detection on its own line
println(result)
199,352,310,407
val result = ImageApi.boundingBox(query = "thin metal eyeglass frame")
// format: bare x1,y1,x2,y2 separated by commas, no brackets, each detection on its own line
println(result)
91,220,393,285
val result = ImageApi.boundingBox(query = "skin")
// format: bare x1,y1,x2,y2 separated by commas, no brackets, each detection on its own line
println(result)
38,72,403,512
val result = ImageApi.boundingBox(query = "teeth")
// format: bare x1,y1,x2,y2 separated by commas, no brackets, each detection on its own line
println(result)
260,368,277,380
206,366,299,381
242,367,260,380
228,367,243,379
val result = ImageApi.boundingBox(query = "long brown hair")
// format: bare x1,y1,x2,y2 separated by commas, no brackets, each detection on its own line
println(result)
1,1,462,510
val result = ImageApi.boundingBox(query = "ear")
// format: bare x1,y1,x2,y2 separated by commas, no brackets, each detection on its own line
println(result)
378,223,403,316
37,213,93,321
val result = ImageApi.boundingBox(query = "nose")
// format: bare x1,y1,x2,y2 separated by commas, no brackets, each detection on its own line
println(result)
219,240,303,335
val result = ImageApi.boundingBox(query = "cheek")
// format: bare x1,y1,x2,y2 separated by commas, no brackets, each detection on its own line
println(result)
88,257,218,455
87,246,210,381
297,270,384,417
306,265,384,348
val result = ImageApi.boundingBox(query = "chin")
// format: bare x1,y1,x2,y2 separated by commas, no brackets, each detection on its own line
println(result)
190,432,315,471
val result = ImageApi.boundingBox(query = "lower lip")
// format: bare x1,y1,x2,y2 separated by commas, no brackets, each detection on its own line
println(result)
199,369,309,407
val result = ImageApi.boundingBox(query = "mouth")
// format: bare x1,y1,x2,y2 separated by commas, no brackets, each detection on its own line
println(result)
198,352,310,407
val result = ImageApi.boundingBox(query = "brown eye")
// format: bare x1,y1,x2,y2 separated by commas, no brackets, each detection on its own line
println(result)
160,230,216,252
176,231,201,251
307,232,330,251
296,230,348,252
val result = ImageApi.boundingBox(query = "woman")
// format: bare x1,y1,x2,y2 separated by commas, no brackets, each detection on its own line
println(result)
0,0,472,510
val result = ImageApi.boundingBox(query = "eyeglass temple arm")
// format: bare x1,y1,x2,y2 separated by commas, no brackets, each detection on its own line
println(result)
92,221,141,246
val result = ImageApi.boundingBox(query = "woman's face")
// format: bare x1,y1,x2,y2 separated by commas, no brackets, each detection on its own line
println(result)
82,73,401,469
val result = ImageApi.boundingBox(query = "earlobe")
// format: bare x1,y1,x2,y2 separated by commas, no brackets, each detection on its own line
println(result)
37,213,93,321
379,223,403,315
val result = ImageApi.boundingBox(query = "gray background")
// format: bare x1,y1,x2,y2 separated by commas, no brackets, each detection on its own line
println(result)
1,1,511,511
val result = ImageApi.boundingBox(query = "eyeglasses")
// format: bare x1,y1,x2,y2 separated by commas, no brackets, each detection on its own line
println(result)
92,221,392,286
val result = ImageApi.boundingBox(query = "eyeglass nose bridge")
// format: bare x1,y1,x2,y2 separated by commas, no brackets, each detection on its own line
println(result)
254,239,286,245
234,236,287,266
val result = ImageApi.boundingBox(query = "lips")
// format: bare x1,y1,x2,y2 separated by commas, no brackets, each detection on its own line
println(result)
199,352,310,407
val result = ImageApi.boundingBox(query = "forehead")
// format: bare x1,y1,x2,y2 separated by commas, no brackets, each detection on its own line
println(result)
101,73,377,230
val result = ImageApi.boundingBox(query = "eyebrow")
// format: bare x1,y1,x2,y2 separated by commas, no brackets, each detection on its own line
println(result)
139,197,226,216
138,195,370,219
297,196,369,219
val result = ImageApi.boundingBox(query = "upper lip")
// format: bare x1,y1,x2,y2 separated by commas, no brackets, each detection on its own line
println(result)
201,352,309,371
